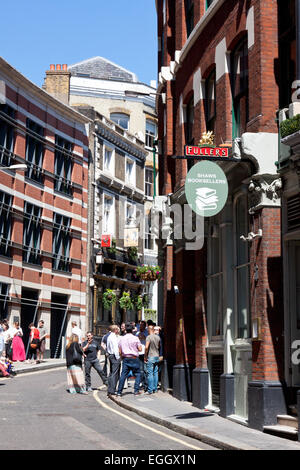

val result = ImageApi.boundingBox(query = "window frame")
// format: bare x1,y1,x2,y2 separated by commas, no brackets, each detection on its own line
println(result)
0,190,12,258
231,37,249,139
54,136,73,196
110,112,130,131
52,213,71,273
145,119,157,149
25,118,44,184
125,156,136,186
102,193,115,236
23,202,42,265
0,104,15,168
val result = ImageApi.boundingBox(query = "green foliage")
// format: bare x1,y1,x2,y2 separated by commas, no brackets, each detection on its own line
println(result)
127,246,138,262
133,294,143,311
280,114,300,138
107,238,117,254
119,291,133,310
135,265,162,281
102,289,117,310
144,308,157,322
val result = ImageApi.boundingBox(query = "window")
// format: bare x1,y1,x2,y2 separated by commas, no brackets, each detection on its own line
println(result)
103,195,115,235
145,211,154,250
26,119,44,183
126,158,135,185
0,104,15,167
231,37,249,138
205,69,216,134
52,213,71,272
235,194,250,339
145,119,157,149
278,0,296,108
126,202,136,227
207,218,223,338
0,282,9,320
23,202,42,265
185,96,194,170
104,146,114,174
0,191,12,257
54,136,73,196
145,168,153,197
185,0,194,38
110,113,129,130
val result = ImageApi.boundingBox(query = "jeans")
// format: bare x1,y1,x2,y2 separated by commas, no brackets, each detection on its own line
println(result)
84,358,107,389
117,357,141,394
146,356,159,393
139,354,147,390
107,355,121,395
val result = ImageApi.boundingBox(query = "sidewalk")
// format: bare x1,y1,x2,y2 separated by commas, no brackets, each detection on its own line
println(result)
109,388,300,451
12,358,66,374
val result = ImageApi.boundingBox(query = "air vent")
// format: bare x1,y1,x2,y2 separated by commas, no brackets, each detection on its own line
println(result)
287,194,300,231
211,355,224,407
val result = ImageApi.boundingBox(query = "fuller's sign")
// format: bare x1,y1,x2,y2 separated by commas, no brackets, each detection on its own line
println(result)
185,145,229,158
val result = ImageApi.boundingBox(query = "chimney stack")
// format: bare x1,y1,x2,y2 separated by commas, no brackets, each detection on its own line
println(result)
43,64,70,105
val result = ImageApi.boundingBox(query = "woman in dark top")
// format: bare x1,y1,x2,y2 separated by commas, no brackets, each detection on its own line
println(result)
65,334,87,394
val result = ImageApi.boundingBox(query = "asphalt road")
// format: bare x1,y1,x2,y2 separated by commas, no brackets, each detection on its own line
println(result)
0,367,216,451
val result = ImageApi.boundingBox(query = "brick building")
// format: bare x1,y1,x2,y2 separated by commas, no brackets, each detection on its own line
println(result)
155,0,287,432
0,57,90,357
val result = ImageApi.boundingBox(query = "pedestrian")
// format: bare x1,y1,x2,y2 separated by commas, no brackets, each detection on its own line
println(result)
120,322,126,336
71,321,84,345
37,319,47,363
82,331,108,392
101,326,112,378
0,353,11,377
116,322,142,397
0,321,5,357
3,323,12,359
27,323,40,363
11,321,26,362
136,321,148,391
106,325,121,396
65,333,87,394
144,325,161,394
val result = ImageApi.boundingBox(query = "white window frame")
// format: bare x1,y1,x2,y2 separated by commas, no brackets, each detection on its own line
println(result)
125,201,136,227
103,144,115,176
145,119,157,150
102,193,115,236
125,156,136,186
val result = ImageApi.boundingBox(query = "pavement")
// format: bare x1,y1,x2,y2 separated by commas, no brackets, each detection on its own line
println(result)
9,358,300,450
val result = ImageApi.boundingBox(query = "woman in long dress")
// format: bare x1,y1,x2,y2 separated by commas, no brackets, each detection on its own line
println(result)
12,322,26,362
66,334,87,394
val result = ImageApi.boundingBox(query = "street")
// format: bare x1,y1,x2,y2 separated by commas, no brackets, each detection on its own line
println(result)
0,368,216,451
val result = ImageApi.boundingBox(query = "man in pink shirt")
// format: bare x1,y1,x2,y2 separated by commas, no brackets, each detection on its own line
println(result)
117,322,142,396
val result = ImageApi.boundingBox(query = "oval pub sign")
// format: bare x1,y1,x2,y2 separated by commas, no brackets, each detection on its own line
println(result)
185,161,228,217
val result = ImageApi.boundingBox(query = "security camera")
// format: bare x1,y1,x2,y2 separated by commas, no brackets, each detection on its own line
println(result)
174,285,180,295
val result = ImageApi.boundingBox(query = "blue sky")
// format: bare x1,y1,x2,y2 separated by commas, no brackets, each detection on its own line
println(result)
0,0,157,87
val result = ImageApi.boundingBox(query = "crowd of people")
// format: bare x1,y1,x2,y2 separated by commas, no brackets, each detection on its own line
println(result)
0,318,47,377
66,319,164,398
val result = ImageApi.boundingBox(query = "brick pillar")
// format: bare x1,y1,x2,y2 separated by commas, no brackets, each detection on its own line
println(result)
248,206,286,430
43,65,70,105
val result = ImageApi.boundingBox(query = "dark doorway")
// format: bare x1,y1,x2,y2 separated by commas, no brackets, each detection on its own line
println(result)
21,288,39,357
50,293,68,358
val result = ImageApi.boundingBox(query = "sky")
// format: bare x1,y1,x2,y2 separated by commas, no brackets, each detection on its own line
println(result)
0,0,157,88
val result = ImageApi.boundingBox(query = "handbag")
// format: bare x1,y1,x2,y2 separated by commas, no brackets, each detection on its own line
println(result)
72,344,82,364
30,338,39,349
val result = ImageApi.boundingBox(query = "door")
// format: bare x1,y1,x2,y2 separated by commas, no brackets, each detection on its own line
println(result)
21,288,39,357
50,294,68,358
289,241,300,386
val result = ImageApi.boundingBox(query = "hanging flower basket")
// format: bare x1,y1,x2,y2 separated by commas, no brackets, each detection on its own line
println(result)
135,265,162,282
102,289,117,310
119,291,134,311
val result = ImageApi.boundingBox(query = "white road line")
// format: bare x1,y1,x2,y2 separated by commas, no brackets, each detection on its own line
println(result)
93,391,203,451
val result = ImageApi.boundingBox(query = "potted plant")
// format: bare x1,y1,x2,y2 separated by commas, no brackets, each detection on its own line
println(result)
102,289,117,310
136,265,162,281
119,291,133,311
133,294,144,311
127,246,138,264
107,238,117,258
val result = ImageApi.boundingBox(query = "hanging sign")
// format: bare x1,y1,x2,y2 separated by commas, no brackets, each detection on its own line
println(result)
185,145,229,158
101,234,112,248
185,160,228,217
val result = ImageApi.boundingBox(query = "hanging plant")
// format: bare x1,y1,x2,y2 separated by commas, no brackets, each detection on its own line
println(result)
107,238,117,255
127,246,138,263
133,294,143,311
135,265,162,281
102,289,117,310
119,291,133,311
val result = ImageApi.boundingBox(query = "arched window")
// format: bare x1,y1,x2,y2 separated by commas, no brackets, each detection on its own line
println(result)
110,113,129,130
231,37,249,138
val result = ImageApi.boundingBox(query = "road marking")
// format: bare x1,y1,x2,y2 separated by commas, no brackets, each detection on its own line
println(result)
0,367,65,381
93,391,203,451
59,415,124,450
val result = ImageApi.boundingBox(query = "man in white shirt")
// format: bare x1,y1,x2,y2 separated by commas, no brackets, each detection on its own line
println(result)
107,325,121,397
71,321,83,345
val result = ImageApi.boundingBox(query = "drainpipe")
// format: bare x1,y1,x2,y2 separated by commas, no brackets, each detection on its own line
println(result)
297,0,300,82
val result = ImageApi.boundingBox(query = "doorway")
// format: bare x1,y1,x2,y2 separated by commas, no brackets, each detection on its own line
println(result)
50,293,68,358
21,288,39,357
288,241,300,386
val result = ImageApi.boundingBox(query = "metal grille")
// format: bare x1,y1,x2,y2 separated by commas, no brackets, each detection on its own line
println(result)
287,194,300,231
211,355,224,407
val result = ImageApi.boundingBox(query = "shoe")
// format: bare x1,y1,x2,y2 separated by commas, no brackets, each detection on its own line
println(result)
87,387,93,392
107,392,117,397
116,393,122,397
147,391,153,395
134,391,143,396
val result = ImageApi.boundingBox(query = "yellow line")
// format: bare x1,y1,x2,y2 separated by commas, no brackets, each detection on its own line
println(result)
93,391,203,451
